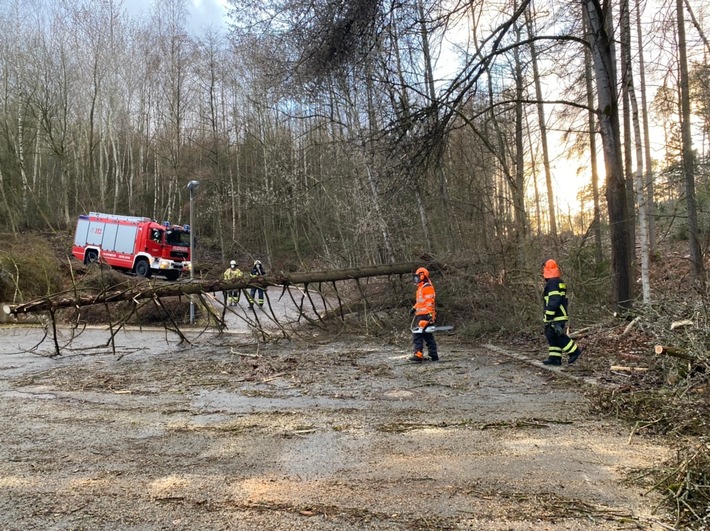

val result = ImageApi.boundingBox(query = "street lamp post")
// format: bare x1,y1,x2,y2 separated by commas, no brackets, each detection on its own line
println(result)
187,180,200,324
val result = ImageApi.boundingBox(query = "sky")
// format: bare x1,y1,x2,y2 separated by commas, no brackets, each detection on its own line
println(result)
123,0,230,32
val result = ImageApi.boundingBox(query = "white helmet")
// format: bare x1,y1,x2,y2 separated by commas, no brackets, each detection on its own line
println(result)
230,260,237,267
254,260,261,266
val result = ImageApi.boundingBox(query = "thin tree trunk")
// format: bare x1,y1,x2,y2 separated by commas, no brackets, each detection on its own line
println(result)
620,0,636,265
127,137,134,213
584,27,604,266
418,0,453,251
15,99,31,223
525,9,556,240
527,124,542,235
623,0,651,302
513,18,527,263
677,0,703,282
636,0,656,252
584,0,634,308
0,168,17,233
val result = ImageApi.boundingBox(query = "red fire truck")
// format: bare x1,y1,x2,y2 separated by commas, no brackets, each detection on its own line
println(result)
72,212,191,281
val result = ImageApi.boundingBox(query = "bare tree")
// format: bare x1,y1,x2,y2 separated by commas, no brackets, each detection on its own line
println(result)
676,0,703,283
525,8,556,240
582,10,604,266
621,0,651,302
513,13,528,262
583,0,634,308
635,0,656,253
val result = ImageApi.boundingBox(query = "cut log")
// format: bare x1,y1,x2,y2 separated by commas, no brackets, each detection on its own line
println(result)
654,345,696,361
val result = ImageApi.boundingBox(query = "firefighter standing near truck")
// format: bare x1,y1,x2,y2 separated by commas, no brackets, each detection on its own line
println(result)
247,259,267,308
409,267,439,362
224,260,243,306
542,259,582,365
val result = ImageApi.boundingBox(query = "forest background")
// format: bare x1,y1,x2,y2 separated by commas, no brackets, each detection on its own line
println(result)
0,0,710,525
0,0,707,307
0,0,708,315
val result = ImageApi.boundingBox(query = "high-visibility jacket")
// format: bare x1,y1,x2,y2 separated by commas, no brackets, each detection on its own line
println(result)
543,277,569,323
224,267,243,282
414,279,436,320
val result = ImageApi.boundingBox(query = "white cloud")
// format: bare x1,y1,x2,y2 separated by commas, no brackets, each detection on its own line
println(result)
190,0,228,27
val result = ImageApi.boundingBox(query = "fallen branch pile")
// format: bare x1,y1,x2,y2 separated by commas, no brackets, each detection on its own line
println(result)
1,261,425,357
585,297,710,528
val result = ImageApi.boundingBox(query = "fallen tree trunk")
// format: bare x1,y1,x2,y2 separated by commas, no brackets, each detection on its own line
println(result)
3,262,421,317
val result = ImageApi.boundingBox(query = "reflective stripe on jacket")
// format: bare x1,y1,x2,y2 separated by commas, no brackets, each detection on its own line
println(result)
543,277,569,323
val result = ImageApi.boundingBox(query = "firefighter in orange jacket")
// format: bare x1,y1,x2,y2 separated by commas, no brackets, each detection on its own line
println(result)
409,267,439,362
542,259,582,365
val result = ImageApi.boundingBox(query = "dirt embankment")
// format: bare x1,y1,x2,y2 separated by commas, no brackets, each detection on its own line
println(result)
0,326,672,530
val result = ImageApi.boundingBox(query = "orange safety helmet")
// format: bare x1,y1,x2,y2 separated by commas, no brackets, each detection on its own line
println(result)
542,259,561,279
415,267,429,283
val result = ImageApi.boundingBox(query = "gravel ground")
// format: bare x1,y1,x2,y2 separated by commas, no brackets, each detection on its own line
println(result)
0,322,673,530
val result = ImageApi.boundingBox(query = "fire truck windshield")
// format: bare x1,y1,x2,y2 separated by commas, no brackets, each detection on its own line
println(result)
165,229,190,246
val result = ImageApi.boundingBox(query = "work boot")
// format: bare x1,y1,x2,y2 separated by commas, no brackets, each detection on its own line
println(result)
542,356,562,366
408,351,424,363
428,354,439,362
568,348,582,365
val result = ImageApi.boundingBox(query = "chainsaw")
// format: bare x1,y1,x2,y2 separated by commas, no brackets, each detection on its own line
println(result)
410,317,454,334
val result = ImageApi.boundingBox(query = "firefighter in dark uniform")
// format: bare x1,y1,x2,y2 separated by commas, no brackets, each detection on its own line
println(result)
542,259,582,365
248,259,266,308
409,267,439,362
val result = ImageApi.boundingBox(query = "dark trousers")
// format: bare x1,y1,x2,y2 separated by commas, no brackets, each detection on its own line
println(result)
249,288,265,306
413,331,438,358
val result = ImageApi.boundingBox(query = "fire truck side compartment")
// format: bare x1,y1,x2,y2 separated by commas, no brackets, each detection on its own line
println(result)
74,218,90,247
115,225,139,254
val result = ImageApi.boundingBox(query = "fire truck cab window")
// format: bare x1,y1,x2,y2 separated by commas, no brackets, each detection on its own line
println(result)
151,229,162,244
166,230,190,246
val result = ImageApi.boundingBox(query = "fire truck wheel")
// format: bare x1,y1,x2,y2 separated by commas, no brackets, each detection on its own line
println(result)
84,250,99,265
134,259,151,278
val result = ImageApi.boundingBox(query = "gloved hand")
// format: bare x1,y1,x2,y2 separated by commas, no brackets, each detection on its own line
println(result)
409,307,416,316
551,322,565,336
